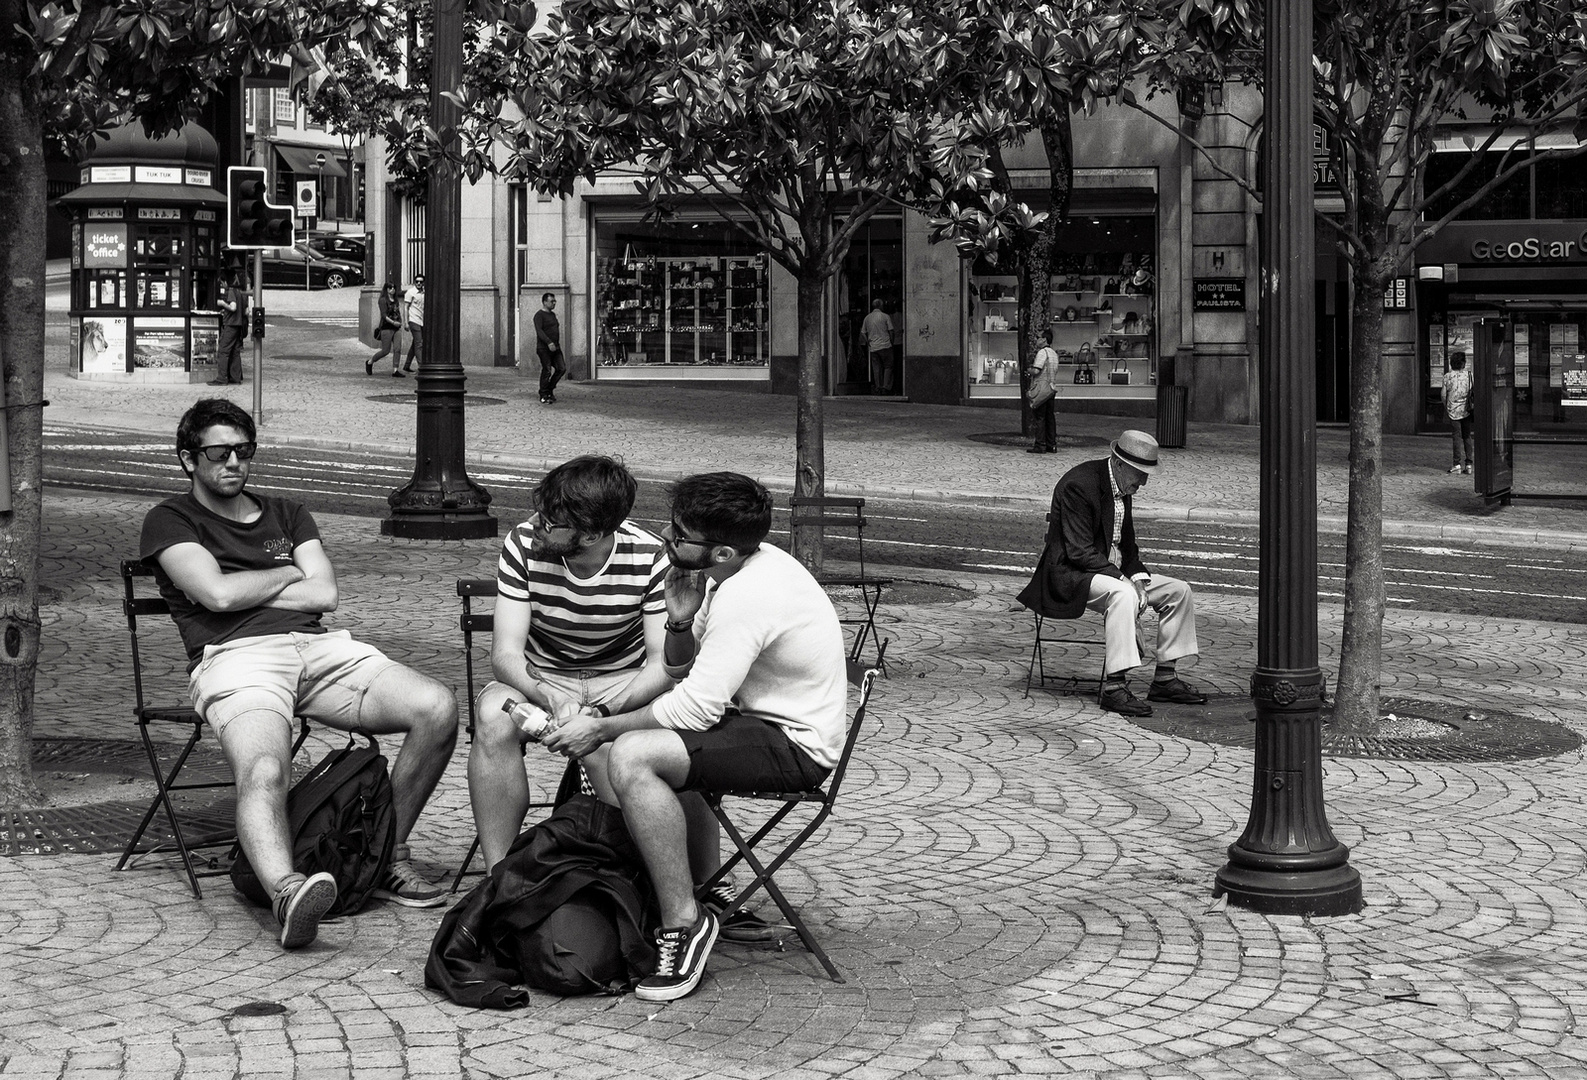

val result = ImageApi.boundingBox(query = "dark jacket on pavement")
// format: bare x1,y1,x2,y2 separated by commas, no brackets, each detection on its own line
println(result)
1015,458,1149,619
425,791,658,1006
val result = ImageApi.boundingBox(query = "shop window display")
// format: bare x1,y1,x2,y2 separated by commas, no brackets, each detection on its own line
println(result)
966,215,1157,400
594,217,769,377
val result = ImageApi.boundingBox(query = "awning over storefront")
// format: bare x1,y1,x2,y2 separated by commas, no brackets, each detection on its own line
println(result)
55,182,226,207
274,144,347,179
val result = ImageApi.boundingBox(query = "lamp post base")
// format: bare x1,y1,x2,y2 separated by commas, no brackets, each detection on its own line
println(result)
1214,853,1363,916
380,511,497,541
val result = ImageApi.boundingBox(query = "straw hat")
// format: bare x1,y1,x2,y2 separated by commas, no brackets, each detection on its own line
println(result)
1111,429,1159,474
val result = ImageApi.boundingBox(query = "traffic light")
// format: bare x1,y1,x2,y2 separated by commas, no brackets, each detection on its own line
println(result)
227,166,295,248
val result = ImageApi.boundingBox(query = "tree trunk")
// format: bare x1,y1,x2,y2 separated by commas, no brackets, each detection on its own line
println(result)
0,39,45,809
1020,112,1075,418
790,268,826,571
1334,266,1388,733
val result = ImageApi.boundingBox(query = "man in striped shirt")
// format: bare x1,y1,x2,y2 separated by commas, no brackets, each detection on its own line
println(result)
468,456,672,870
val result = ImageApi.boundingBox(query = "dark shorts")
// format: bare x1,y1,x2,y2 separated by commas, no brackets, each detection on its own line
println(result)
677,712,830,793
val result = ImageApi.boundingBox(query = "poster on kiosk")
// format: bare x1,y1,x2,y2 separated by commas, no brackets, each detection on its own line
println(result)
1472,317,1514,506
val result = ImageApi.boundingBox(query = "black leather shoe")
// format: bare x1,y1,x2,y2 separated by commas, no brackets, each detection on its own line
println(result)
1026,445,1047,454
1146,677,1207,705
1099,685,1152,717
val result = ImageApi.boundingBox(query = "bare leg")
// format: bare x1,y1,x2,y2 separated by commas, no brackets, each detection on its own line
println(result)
607,729,698,926
681,792,720,885
468,682,533,869
355,665,458,846
214,709,298,894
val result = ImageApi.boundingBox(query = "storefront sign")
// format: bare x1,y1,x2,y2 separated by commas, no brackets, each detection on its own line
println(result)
1383,278,1411,310
194,210,216,222
138,207,182,221
134,166,182,185
1194,278,1245,311
83,224,128,267
1417,221,1587,265
132,318,188,369
190,325,218,371
90,165,132,184
185,169,213,187
85,207,123,220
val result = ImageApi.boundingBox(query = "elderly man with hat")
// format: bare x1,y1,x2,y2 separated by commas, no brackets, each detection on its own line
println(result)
1016,429,1205,716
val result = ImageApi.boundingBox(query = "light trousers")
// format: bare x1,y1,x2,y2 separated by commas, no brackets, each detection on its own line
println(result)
1085,573,1199,676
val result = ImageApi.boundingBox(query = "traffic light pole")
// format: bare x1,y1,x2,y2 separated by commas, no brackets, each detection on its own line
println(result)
381,0,495,540
252,249,264,426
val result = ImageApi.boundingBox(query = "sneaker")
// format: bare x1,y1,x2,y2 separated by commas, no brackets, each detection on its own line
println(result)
1462,463,1471,474
371,858,448,908
365,358,375,375
392,369,405,378
635,907,719,1002
273,872,338,949
1449,464,1463,473
702,884,782,943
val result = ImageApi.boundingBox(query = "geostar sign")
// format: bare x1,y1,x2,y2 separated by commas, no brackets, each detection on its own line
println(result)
1471,231,1587,261
1418,221,1587,264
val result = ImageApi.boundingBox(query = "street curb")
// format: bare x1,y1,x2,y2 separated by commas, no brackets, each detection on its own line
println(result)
50,421,1587,553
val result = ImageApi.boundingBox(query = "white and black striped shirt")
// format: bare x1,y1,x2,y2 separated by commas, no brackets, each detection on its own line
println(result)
496,519,667,673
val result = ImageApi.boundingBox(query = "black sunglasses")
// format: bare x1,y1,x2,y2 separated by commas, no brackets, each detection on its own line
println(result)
190,442,258,463
667,520,734,550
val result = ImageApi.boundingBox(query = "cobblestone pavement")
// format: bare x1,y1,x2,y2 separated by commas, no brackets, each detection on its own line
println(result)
38,310,1587,548
4,490,1587,1078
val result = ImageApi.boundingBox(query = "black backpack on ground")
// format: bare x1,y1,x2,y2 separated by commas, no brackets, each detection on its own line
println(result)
231,732,395,918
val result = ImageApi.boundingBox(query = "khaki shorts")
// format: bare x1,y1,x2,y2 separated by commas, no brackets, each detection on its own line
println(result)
189,630,400,740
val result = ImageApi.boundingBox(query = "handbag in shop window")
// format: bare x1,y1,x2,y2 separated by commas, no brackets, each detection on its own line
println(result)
1110,358,1132,385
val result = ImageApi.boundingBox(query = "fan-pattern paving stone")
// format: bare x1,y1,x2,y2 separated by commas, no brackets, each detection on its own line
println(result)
2,489,1586,1078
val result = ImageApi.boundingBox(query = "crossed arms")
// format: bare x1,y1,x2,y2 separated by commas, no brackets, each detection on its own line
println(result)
156,540,339,614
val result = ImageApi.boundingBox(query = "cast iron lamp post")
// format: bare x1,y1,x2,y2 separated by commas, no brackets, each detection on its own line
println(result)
1212,0,1362,915
383,0,497,540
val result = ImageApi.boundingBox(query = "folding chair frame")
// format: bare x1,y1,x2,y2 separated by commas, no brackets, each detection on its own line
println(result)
450,577,558,892
1025,611,1109,704
788,495,890,670
695,642,887,982
115,559,310,898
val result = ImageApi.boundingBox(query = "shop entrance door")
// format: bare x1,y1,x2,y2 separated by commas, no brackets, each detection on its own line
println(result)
831,215,903,395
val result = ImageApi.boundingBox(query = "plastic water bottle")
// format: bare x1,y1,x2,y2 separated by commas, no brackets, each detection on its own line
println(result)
503,699,552,742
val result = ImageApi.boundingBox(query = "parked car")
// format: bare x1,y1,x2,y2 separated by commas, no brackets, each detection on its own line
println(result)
259,243,365,290
306,233,368,266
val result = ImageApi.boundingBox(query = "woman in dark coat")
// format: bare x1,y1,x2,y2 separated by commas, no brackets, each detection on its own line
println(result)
367,283,404,376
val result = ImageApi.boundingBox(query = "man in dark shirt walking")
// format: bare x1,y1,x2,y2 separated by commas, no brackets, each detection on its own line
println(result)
534,292,564,404
140,398,458,948
210,273,247,386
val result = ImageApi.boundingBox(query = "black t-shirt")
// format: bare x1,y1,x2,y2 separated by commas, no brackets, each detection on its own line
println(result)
533,308,560,353
140,492,325,668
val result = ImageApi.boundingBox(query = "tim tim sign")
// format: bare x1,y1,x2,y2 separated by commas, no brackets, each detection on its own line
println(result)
1418,221,1587,265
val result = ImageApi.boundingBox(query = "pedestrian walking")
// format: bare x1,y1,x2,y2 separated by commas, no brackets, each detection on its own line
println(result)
1026,329,1058,454
1443,351,1473,474
367,283,404,377
403,274,425,372
209,273,247,386
535,292,564,403
861,299,894,394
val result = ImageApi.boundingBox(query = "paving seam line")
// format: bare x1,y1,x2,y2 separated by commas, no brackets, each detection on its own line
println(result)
47,422,1587,553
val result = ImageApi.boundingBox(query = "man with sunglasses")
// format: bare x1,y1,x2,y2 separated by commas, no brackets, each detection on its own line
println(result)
543,472,847,1003
139,399,459,948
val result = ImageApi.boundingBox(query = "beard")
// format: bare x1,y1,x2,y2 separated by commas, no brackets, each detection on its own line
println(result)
530,534,581,560
667,547,716,572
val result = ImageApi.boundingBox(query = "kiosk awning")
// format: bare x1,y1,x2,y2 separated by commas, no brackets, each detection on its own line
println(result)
54,182,226,207
274,144,347,179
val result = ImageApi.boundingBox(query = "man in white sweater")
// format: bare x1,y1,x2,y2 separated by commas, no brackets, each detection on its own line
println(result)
544,472,846,1003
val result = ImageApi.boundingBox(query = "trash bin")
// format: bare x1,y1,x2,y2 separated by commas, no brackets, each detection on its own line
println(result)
1157,384,1188,448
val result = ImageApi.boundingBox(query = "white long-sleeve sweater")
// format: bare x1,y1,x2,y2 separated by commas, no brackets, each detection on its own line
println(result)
651,543,848,769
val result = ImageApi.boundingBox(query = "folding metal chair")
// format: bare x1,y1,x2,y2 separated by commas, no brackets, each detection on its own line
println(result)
788,495,890,669
449,577,559,892
115,559,310,897
694,640,887,982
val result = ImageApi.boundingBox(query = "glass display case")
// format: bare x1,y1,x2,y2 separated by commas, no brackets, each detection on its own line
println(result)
967,256,1158,401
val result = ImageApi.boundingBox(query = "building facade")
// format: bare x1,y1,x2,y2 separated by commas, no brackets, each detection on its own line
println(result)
357,85,1581,436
